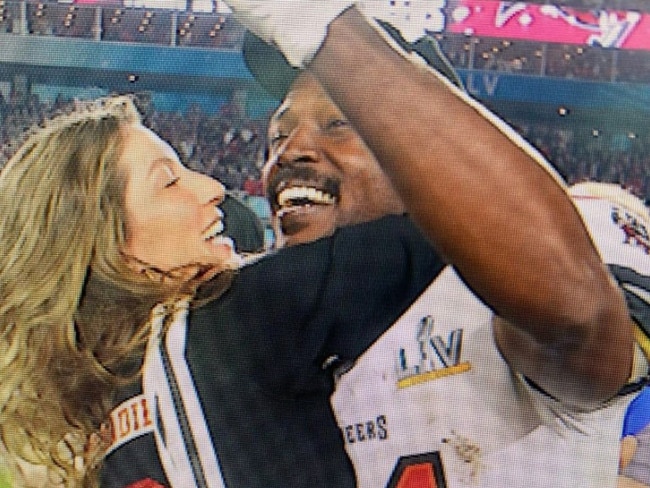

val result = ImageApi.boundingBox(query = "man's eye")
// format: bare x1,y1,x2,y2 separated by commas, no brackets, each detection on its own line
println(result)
326,118,349,130
269,134,288,150
271,133,287,145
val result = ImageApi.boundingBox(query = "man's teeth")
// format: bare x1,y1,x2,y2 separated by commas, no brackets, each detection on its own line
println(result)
277,186,336,207
203,220,224,240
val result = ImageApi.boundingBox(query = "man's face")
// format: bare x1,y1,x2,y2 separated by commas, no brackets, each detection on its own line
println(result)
263,73,404,248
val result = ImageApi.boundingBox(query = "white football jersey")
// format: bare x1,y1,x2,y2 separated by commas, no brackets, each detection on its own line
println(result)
331,185,650,488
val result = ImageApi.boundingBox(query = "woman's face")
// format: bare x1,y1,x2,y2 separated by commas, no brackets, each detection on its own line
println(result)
120,124,237,273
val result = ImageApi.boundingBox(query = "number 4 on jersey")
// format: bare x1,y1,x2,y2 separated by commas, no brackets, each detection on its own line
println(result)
387,452,447,488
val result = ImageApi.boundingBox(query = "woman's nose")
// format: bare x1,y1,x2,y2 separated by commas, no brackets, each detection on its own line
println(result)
208,177,226,206
191,169,226,205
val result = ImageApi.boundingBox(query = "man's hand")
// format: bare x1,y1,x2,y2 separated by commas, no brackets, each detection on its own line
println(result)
361,0,446,43
621,435,639,471
221,0,354,67
619,424,650,487
222,0,447,67
619,473,649,488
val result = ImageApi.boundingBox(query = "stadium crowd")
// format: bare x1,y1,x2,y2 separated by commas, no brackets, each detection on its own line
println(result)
0,88,649,204
0,90,268,196
518,122,650,201
2,0,650,200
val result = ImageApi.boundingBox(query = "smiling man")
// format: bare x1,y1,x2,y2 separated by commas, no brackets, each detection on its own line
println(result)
262,72,405,248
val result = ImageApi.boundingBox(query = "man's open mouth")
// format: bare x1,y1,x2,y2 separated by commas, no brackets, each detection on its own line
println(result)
275,185,337,217
268,167,341,216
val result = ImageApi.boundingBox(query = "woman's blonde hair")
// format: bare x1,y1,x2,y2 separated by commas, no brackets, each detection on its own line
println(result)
0,96,233,487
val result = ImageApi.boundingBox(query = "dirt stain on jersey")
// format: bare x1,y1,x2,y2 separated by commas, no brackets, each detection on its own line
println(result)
442,430,484,484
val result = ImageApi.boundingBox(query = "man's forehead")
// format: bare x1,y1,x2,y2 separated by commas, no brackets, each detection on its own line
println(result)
270,81,341,127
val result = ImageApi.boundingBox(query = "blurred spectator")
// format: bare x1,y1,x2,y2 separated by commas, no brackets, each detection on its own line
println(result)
0,1,19,34
545,44,612,81
472,37,544,75
243,175,263,196
616,50,650,84
516,121,650,202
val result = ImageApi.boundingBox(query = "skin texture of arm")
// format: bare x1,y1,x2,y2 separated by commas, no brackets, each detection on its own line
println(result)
619,436,648,488
618,478,649,488
307,6,634,409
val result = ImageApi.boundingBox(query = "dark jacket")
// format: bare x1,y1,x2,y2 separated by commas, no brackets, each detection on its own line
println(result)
102,215,443,488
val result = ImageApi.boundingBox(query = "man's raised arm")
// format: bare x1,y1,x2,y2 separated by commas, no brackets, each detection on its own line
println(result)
225,2,635,408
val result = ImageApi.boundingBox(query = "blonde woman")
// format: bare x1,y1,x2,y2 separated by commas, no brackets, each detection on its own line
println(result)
0,94,445,488
0,96,240,487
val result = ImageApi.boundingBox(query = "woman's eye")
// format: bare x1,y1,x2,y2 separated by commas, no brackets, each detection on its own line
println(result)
161,164,179,188
164,177,179,188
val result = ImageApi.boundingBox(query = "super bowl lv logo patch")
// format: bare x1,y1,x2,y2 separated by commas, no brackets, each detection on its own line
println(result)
396,316,470,389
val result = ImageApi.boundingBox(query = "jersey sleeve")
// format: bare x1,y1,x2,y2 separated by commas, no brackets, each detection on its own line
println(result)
570,186,650,387
100,384,169,488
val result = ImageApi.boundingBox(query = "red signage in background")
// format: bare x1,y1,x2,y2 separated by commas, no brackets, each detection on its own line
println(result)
447,0,650,50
